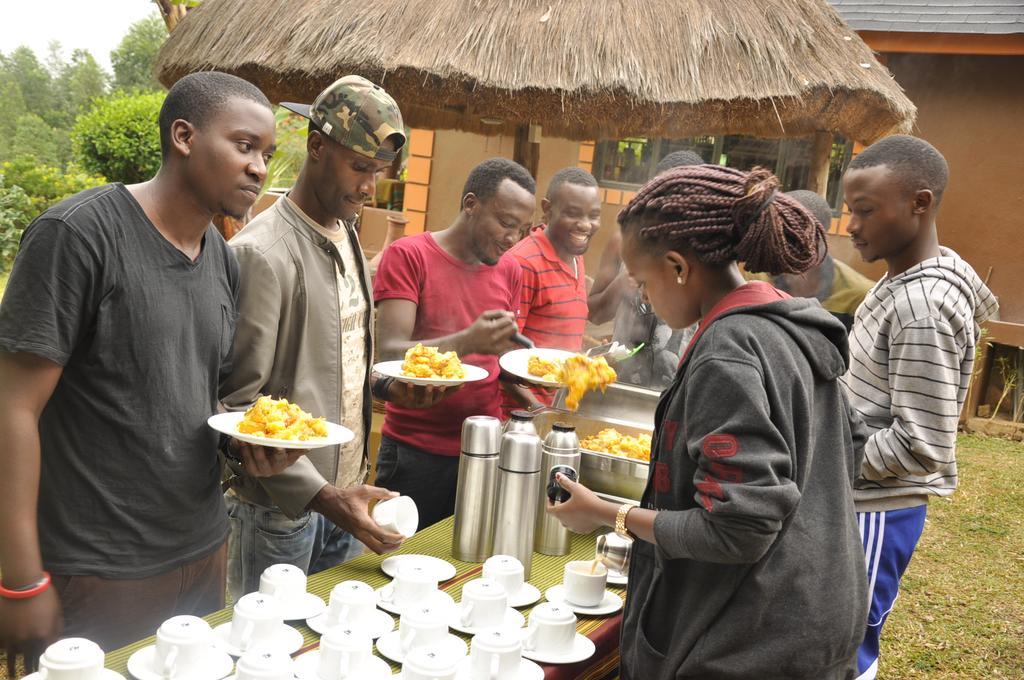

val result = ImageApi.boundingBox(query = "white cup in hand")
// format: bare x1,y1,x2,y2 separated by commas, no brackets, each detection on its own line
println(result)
372,495,418,537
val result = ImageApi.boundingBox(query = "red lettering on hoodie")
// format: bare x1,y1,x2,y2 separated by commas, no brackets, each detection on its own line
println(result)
654,462,671,493
703,433,739,459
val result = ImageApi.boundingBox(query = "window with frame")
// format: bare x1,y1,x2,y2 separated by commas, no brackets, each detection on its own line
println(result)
592,134,853,219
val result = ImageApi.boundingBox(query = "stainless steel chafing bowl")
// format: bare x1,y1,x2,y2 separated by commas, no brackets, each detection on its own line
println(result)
530,408,652,502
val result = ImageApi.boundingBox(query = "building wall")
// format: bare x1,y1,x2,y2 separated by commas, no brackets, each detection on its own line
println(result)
886,53,1024,321
425,129,517,231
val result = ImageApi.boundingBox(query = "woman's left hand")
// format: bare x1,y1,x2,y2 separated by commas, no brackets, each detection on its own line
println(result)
546,473,611,534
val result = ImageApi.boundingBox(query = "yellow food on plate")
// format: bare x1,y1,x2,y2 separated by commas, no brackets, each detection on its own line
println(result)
581,428,652,462
527,355,561,383
560,354,617,411
402,343,465,379
237,396,328,441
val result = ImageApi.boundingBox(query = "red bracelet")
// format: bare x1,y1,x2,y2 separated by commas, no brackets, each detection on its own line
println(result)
0,571,51,600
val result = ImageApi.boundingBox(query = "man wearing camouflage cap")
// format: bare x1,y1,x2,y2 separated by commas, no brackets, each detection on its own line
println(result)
220,76,450,599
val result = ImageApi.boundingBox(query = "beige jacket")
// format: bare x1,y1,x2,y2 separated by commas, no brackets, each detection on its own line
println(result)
220,196,373,518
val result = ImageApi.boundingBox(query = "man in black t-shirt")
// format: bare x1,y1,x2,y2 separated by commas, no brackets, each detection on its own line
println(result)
0,72,301,664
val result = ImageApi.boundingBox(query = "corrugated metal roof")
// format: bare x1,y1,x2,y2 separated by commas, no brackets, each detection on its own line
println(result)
828,0,1024,35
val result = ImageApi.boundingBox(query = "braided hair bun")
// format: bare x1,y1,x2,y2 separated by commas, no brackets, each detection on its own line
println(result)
617,165,826,275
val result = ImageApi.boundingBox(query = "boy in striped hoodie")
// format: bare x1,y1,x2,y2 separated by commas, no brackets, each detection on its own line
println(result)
840,135,999,679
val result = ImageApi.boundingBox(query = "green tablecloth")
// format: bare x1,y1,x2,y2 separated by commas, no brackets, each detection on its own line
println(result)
106,516,627,678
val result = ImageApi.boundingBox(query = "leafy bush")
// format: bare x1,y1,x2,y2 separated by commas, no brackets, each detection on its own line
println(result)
1,154,106,216
0,175,34,270
72,90,163,183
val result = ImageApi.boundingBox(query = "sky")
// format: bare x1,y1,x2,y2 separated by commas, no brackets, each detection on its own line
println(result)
0,0,159,72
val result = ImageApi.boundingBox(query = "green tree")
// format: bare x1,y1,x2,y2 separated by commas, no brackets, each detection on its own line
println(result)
111,14,166,91
0,70,28,161
0,174,34,270
10,113,60,166
3,47,55,126
72,90,164,183
53,49,108,129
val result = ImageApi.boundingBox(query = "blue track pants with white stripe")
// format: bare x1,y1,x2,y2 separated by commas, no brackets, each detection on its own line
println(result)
855,505,928,680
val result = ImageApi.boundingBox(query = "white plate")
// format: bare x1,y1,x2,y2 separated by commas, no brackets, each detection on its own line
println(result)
507,583,542,609
544,585,622,617
306,608,395,639
274,592,327,621
607,569,628,586
519,632,596,665
26,670,126,680
375,586,456,617
211,621,305,657
207,412,354,450
375,630,467,665
498,348,577,387
381,554,458,582
455,656,544,680
293,649,393,680
126,645,234,680
447,606,525,635
373,360,489,387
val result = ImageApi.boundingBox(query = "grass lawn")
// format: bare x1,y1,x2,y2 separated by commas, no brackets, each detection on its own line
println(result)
0,433,1022,678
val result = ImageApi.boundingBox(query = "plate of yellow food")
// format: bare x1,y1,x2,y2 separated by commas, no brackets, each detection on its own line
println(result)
373,343,489,386
581,428,652,462
500,348,617,410
207,396,354,449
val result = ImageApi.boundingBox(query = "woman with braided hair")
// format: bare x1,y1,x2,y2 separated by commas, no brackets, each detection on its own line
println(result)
548,165,869,679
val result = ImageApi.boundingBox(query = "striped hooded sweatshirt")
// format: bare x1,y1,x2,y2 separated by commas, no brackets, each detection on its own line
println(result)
842,247,998,511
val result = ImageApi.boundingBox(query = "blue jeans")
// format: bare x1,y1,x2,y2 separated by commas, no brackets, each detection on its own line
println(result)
225,493,364,603
375,436,460,532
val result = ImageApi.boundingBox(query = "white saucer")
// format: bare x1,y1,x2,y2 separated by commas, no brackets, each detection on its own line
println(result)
293,649,393,680
25,670,125,680
212,621,305,657
375,629,467,665
381,554,458,582
506,582,542,608
126,644,234,680
274,591,327,621
306,608,395,639
519,632,596,665
544,585,623,616
447,606,525,635
455,656,544,680
375,586,456,616
607,569,628,586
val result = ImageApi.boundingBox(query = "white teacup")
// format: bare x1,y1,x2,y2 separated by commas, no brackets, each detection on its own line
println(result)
522,603,577,655
563,560,607,607
380,563,439,609
233,647,293,680
325,580,377,626
402,645,462,680
482,555,525,598
153,615,215,678
372,495,418,537
258,563,307,601
228,593,283,652
36,638,105,680
317,626,373,680
466,628,524,680
458,578,507,629
398,604,449,655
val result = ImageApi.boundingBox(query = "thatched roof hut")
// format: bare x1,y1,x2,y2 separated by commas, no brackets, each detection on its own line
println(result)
156,0,915,144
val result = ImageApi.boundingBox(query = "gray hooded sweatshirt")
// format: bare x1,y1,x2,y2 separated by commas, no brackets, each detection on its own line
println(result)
621,282,868,680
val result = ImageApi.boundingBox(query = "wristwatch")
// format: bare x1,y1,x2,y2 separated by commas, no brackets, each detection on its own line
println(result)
615,503,635,539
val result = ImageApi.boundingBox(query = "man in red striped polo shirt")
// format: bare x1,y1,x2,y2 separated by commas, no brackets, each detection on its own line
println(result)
503,167,603,413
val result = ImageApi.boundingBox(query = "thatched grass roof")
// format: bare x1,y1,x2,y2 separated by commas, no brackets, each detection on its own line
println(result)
155,0,915,143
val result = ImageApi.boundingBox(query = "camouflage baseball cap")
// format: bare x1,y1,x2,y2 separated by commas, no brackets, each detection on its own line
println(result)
280,75,406,162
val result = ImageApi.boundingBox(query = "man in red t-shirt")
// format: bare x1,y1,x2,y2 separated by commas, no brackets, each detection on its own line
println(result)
373,158,536,530
502,167,602,414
